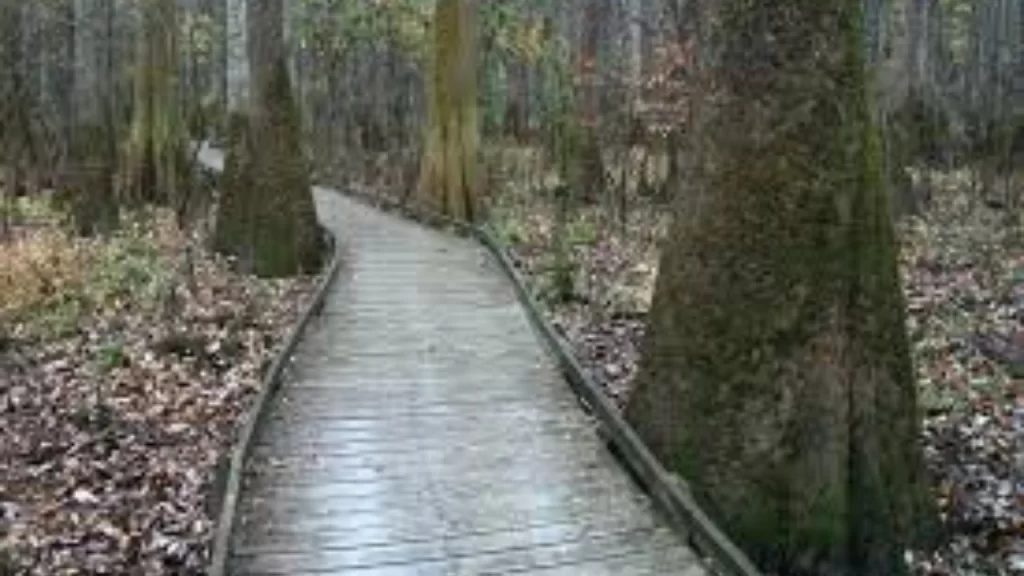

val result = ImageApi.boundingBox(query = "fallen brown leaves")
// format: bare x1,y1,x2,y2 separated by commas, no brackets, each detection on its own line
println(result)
0,205,319,574
900,173,1023,575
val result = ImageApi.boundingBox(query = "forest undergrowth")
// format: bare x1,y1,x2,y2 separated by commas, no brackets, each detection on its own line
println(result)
0,196,319,574
489,166,1023,576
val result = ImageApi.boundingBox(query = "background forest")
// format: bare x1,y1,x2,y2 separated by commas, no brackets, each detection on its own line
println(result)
0,0,1022,575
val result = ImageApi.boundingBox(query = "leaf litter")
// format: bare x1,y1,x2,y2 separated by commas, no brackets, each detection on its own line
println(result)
0,205,319,575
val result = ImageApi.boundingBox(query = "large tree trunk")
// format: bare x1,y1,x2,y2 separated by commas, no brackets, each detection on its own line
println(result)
416,0,480,222
212,0,324,277
625,1,936,575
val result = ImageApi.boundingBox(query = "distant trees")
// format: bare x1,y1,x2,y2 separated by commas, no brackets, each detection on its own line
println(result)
877,0,1024,213
0,0,325,278
0,0,1020,242
625,1,936,575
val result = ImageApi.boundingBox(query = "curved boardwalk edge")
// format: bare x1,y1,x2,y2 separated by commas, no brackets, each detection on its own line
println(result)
471,225,762,576
307,176,762,576
198,156,345,576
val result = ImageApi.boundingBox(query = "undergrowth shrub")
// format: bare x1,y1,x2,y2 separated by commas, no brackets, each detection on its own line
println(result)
0,228,86,326
0,209,181,337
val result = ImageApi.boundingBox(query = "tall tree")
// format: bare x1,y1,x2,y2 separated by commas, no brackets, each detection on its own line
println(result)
625,1,936,575
212,0,324,277
69,0,119,235
574,0,605,203
225,0,247,114
0,0,25,238
416,0,480,221
124,0,185,209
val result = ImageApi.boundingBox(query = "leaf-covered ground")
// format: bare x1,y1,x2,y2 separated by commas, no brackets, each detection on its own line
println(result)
0,203,319,574
491,171,1022,576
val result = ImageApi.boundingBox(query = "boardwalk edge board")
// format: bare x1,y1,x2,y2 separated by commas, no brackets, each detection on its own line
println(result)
472,226,764,576
315,180,763,576
199,158,346,576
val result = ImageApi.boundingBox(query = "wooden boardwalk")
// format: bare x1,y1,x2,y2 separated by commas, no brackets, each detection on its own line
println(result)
202,148,707,575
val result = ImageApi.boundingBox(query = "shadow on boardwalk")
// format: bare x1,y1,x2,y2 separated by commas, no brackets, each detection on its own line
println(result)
217,173,707,575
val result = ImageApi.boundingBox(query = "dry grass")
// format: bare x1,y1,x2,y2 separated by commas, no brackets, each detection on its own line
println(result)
0,198,182,337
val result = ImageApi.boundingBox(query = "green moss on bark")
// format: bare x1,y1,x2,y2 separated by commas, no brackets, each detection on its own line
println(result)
212,112,253,264
68,124,119,237
212,58,324,278
625,2,935,575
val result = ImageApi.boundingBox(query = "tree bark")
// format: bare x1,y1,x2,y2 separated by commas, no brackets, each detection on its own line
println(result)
69,0,119,236
212,0,324,277
625,1,936,574
124,0,184,210
574,0,604,203
415,0,480,222
225,0,248,113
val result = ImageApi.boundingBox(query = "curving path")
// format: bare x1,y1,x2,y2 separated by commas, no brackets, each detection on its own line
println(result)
199,146,707,575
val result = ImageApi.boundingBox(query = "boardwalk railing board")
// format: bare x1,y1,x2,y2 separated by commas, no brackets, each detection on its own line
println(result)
473,226,764,576
197,147,345,576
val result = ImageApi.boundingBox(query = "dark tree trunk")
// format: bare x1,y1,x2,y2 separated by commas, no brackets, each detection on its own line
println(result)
213,0,325,277
575,1,605,203
625,1,937,575
69,0,119,236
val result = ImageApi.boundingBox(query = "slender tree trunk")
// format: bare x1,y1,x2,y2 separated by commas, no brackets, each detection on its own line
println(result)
415,0,480,221
625,1,936,574
225,0,248,114
574,1,604,203
124,0,184,210
0,0,22,239
69,0,119,235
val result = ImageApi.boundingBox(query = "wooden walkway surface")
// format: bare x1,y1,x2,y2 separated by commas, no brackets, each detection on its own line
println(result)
201,147,707,575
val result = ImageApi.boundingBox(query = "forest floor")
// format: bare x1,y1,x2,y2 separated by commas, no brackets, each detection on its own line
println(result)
489,169,1023,576
0,199,319,574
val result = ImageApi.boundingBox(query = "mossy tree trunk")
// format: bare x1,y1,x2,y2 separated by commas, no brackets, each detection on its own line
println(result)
124,0,186,210
212,0,324,277
69,0,119,236
416,0,480,222
0,0,24,238
624,2,936,575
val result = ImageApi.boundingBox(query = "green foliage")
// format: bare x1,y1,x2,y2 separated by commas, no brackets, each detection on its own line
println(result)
566,216,598,246
298,0,433,61
35,295,85,338
96,340,126,373
535,250,577,305
88,232,169,305
490,203,527,245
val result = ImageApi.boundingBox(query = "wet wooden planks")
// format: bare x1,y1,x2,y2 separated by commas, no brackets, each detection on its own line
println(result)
227,187,707,575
